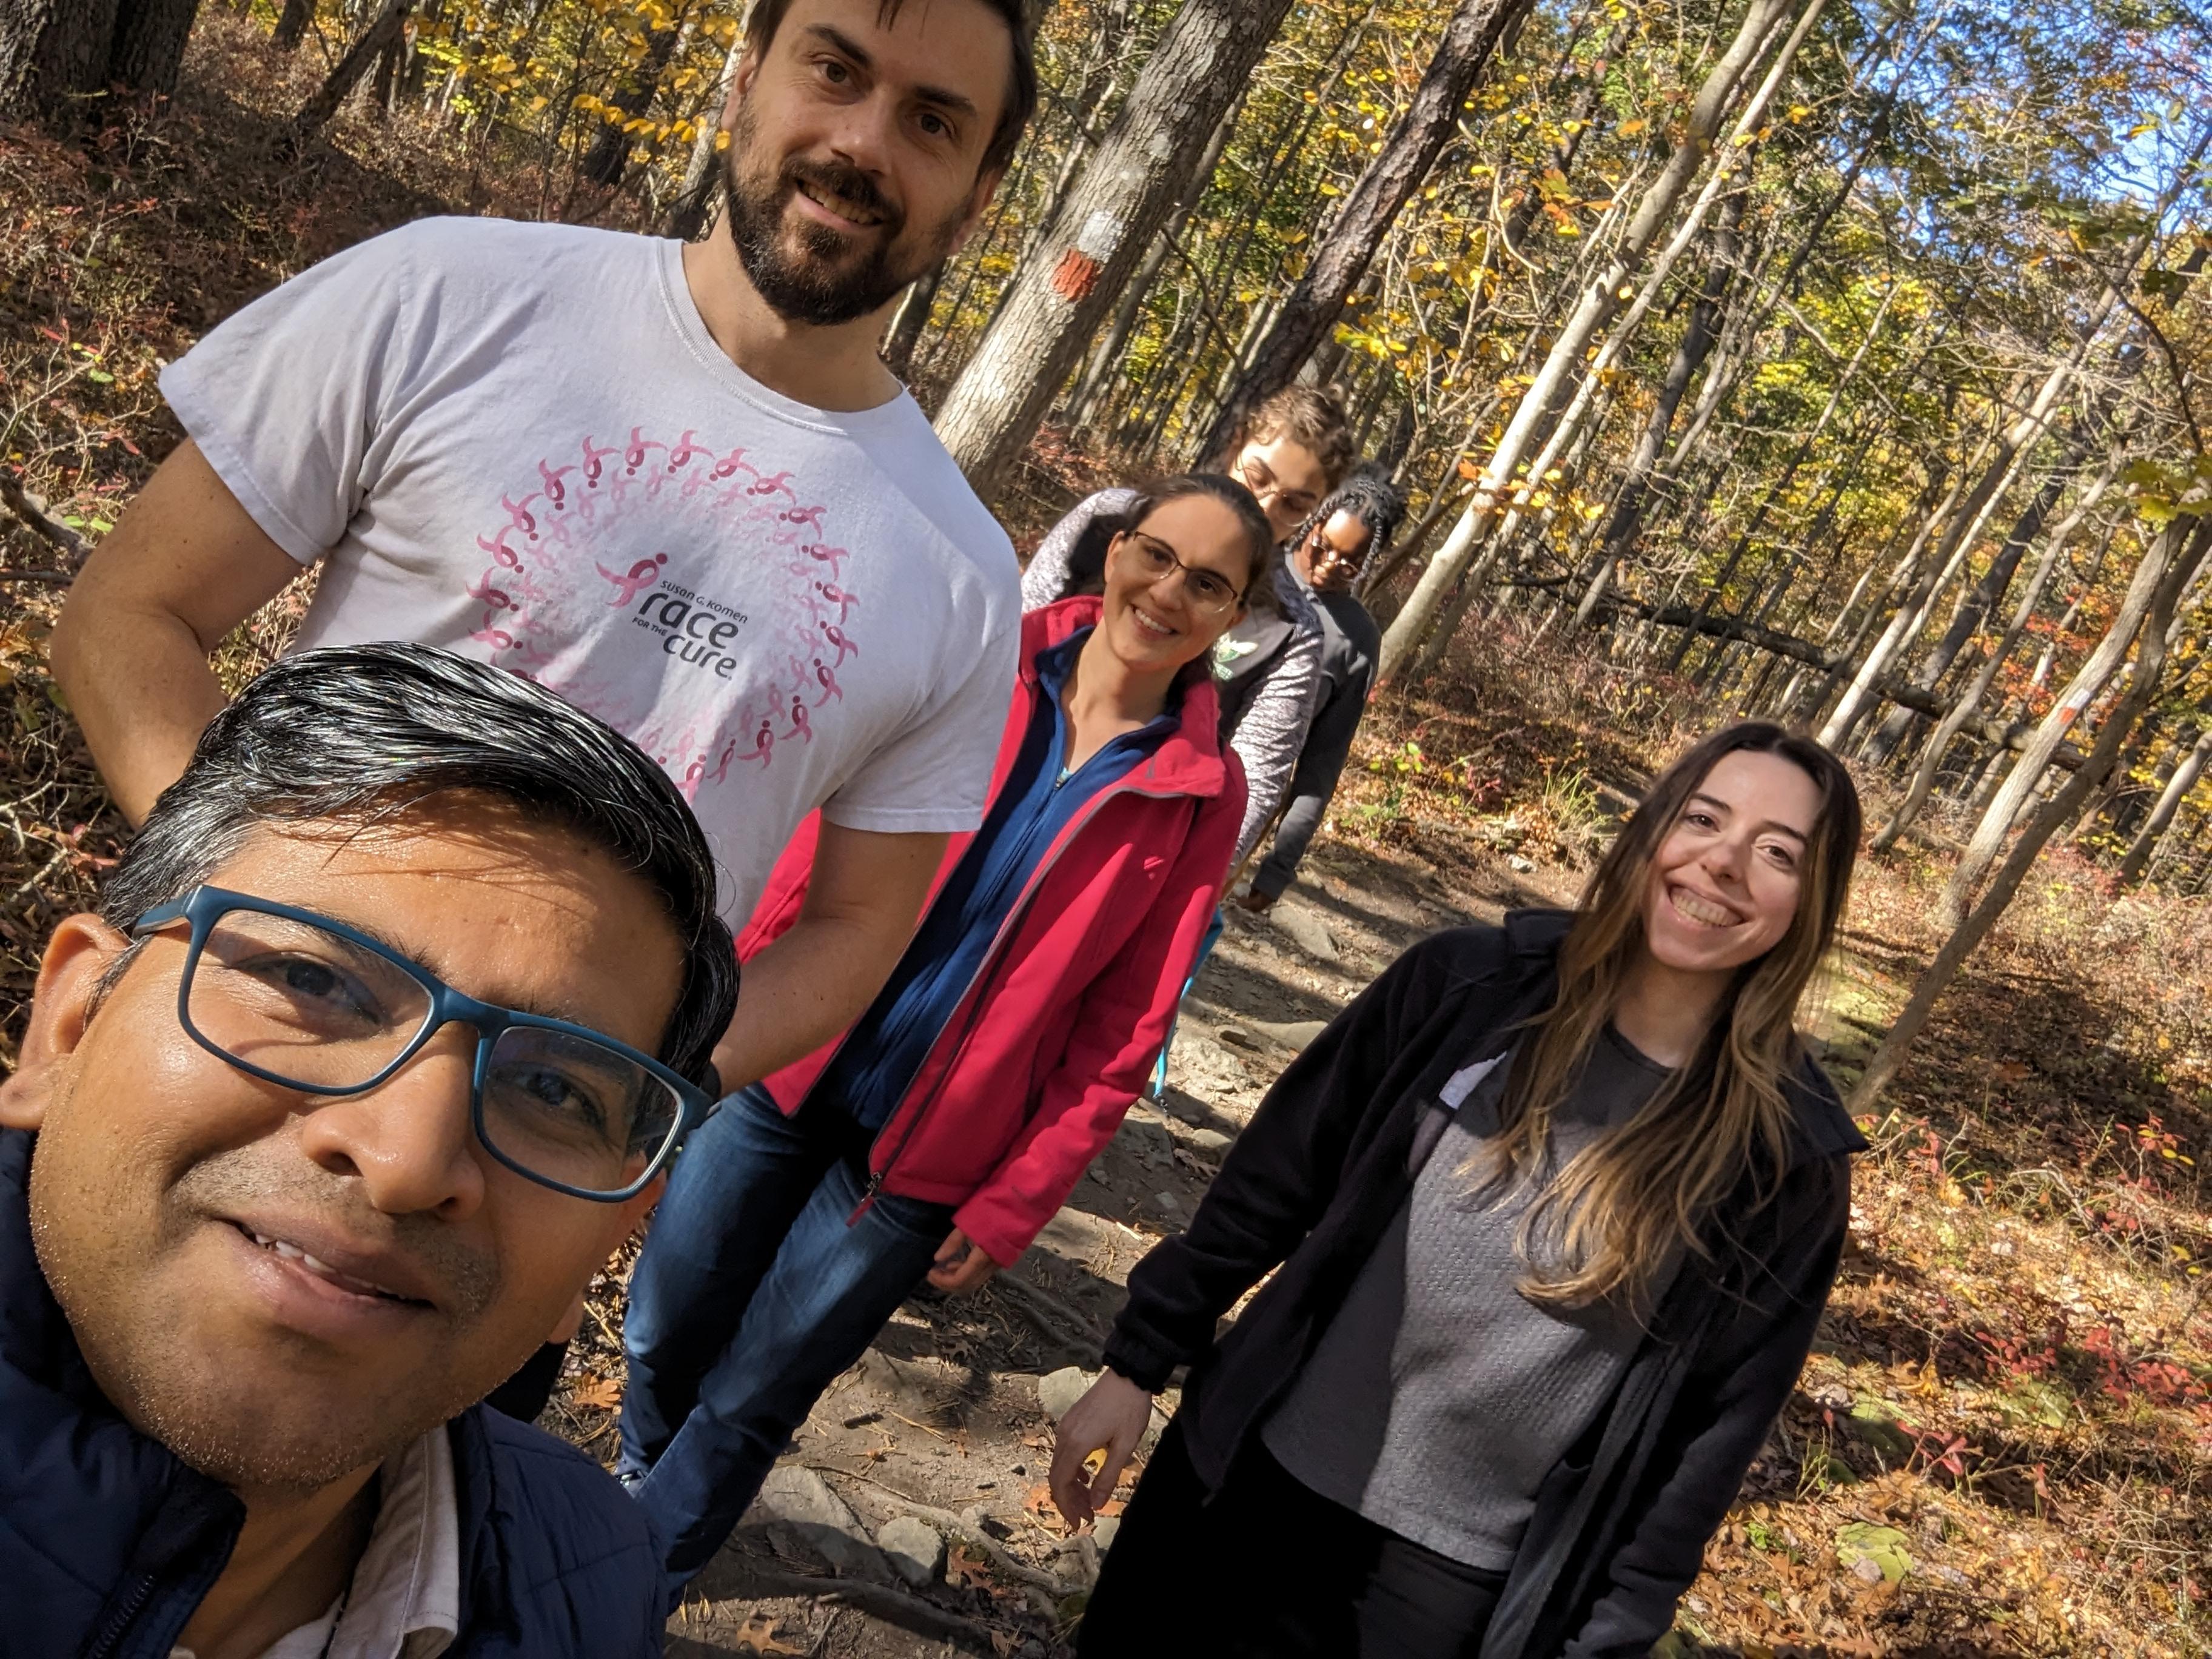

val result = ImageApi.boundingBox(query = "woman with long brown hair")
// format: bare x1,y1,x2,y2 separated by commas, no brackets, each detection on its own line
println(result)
1054,723,1865,1658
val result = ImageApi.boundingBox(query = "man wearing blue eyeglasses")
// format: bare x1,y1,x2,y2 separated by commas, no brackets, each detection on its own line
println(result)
0,643,736,1658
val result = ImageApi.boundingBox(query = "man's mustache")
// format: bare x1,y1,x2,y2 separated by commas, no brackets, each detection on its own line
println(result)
170,1142,501,1318
781,157,903,236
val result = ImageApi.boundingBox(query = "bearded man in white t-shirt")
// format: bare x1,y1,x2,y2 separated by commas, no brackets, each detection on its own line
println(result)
53,0,1034,1126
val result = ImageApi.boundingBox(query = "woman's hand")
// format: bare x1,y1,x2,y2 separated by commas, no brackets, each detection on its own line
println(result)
926,1228,999,1295
1050,1369,1155,1529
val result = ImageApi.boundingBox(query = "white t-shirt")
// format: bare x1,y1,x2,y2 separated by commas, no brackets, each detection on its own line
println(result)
161,216,1019,925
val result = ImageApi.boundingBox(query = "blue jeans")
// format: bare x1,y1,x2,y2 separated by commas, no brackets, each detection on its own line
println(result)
617,1084,954,1595
1150,907,1227,1096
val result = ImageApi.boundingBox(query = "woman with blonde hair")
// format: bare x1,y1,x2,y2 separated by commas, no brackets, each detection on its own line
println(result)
1055,723,1865,1657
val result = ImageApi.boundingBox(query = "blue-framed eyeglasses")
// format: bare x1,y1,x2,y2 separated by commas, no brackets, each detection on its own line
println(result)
130,886,716,1202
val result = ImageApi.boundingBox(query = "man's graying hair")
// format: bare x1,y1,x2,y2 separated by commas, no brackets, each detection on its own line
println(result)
97,644,739,1087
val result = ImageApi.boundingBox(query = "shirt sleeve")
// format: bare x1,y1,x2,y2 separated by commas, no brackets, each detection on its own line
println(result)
158,225,431,565
1020,488,1137,611
1227,585,1326,866
820,594,1019,833
1252,649,1372,899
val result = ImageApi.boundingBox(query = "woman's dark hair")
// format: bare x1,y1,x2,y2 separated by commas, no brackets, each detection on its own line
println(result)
1295,463,1407,576
97,643,739,1089
745,0,1037,175
1318,462,1407,553
1060,474,1281,615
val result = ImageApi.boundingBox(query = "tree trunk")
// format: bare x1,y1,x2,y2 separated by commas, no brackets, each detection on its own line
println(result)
0,0,118,119
1663,275,1894,671
931,0,1299,500
1858,457,2072,764
1940,515,2212,928
1577,190,1746,625
106,0,200,95
1067,93,1243,431
997,0,1139,284
2120,726,2211,885
1378,0,1797,689
1819,127,2202,745
1199,0,1538,458
289,0,411,139
1869,445,2120,850
1481,0,1830,591
664,26,746,239
1816,360,2079,748
882,260,945,381
272,0,312,51
582,13,688,187
1493,12,1617,260
1851,513,2212,1113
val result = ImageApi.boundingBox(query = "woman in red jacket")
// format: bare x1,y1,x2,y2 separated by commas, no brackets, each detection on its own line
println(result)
616,474,1267,1597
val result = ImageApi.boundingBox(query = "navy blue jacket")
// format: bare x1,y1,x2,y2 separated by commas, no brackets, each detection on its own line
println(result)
0,1129,664,1659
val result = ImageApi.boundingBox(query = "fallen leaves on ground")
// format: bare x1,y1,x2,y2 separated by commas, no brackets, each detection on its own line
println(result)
731,1612,806,1656
567,1374,623,1411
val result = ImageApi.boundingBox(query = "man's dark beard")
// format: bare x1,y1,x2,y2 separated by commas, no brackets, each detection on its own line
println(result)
723,116,959,327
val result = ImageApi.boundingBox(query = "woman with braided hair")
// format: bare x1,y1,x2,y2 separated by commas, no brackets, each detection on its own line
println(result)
1239,462,1407,913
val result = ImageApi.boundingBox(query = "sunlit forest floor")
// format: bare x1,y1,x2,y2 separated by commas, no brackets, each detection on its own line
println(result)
3,18,2208,1656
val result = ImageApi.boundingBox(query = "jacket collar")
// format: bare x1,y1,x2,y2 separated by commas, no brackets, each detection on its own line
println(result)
1017,597,1230,801
1492,908,1868,1167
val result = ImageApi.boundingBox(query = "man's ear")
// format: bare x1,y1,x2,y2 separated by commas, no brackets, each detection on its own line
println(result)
608,1171,667,1248
0,915,130,1130
723,42,763,131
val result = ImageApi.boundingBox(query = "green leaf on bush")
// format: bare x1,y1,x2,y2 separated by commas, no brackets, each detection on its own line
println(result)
1848,1399,1915,1463
1993,1378,2071,1429
1836,1521,1911,1583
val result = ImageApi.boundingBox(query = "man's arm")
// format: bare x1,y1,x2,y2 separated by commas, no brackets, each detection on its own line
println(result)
50,441,305,826
709,817,945,1091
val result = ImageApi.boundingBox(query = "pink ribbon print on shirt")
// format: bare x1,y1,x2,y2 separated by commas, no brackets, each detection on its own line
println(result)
459,426,857,798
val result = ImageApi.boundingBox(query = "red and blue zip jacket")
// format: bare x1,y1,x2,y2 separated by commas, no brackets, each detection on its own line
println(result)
734,597,1246,1268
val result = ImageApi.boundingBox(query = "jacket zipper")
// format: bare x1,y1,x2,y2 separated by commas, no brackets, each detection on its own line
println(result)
84,1570,158,1659
849,770,1196,1220
842,721,1086,1122
779,667,1054,1144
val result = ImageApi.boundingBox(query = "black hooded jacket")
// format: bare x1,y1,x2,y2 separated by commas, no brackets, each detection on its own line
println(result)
1101,910,1864,1657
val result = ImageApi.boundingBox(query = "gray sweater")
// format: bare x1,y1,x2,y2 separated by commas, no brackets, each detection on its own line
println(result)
1262,1028,1676,1569
1023,488,1324,866
1252,566,1381,901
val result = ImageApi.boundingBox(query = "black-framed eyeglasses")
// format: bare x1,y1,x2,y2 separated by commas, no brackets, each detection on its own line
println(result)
1115,531,1247,617
130,886,717,1202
